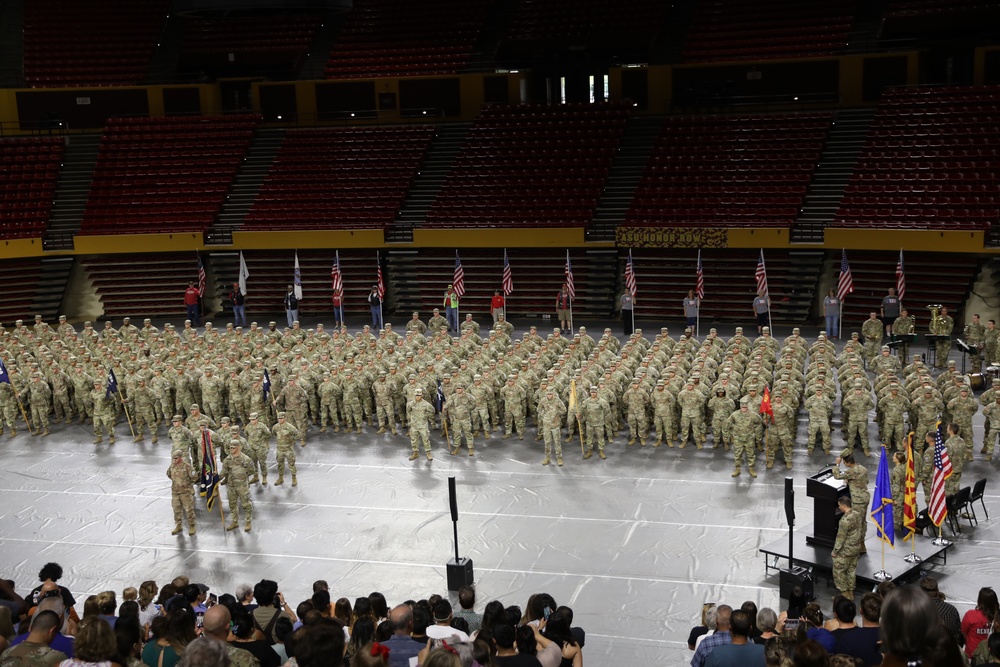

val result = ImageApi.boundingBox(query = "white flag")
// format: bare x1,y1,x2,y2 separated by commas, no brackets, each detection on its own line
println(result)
238,251,250,296
293,251,303,301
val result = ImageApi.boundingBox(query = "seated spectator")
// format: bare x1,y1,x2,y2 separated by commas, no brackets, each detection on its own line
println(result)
350,642,389,667
229,608,280,667
692,605,732,667
833,595,880,667
694,606,721,654
453,588,481,634
532,616,576,667
880,586,964,667
367,595,388,626
346,618,376,667
176,638,229,667
96,592,118,629
690,604,717,650
380,606,421,667
61,616,120,667
426,602,469,643
962,587,998,659
478,603,506,640
271,618,294,664
250,582,294,643
333,600,352,632
742,602,761,641
410,608,430,645
799,604,835,654
920,577,963,649
0,609,68,667
975,633,1000,667
29,564,75,612
295,621,346,667
492,623,539,667
706,609,764,667
83,599,100,621
753,609,778,646
114,618,143,667
141,609,195,667
10,597,75,658
136,583,161,638
235,586,256,615
0,580,28,620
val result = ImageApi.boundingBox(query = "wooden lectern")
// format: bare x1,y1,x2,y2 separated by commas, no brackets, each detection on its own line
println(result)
806,467,847,548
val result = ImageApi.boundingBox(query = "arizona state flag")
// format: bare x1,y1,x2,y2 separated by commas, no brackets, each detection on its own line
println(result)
902,432,918,541
759,386,774,424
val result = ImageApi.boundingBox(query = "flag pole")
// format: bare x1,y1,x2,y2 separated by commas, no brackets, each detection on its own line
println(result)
873,511,891,581
118,389,137,439
11,378,35,436
696,301,700,340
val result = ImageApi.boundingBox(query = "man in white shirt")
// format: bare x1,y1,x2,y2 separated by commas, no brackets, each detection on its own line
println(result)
425,600,471,642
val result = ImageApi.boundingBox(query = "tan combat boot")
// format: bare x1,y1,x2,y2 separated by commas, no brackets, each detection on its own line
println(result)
542,455,550,466
291,475,297,487
226,521,239,531
408,451,419,461
171,524,183,535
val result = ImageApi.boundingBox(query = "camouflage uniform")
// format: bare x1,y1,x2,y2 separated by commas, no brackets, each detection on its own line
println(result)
767,396,795,469
221,444,254,531
91,382,117,444
832,505,863,599
340,371,364,432
945,433,969,496
804,390,833,454
408,392,435,460
244,414,270,485
501,379,526,439
199,370,225,423
982,398,1000,460
469,376,493,435
22,375,52,435
707,391,734,450
651,383,676,447
131,379,159,443
677,382,706,448
880,386,909,451
169,417,201,470
318,374,341,432
373,373,397,434
581,389,610,459
623,381,650,446
272,413,299,486
278,379,309,443
728,399,761,477
841,387,874,456
167,454,198,535
0,380,18,436
965,318,986,374
445,386,475,454
538,390,566,465
833,457,870,551
947,389,978,456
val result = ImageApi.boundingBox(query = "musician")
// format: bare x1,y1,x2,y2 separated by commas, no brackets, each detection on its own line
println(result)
965,313,987,374
892,308,915,363
929,306,954,369
985,319,998,367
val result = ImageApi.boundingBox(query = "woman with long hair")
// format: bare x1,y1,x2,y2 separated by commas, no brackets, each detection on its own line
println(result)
140,609,195,667
60,617,122,667
345,617,376,667
962,587,999,659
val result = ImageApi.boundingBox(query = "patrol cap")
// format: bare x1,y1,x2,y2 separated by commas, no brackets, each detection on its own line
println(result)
172,415,183,422
881,345,891,352
277,411,287,418
792,328,800,334
961,385,970,392
948,360,957,367
589,385,598,391
735,327,743,333
249,412,259,419
740,397,749,405
230,426,240,432
198,418,209,425
762,327,770,333
415,388,424,395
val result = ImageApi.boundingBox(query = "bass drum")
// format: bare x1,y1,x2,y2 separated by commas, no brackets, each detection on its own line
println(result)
970,373,986,391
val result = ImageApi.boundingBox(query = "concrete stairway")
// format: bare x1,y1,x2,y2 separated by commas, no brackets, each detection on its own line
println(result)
386,122,471,243
43,134,102,250
790,108,874,244
205,128,286,245
32,257,75,320
587,115,663,242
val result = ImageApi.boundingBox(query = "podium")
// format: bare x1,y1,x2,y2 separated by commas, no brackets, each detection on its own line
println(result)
806,467,847,548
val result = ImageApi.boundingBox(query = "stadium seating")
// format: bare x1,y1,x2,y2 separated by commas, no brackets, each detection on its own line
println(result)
423,102,630,228
0,259,44,322
833,85,1000,231
0,138,64,239
83,254,210,318
682,0,857,63
79,115,261,235
323,0,491,78
503,0,663,46
23,0,168,87
624,112,831,228
837,252,981,327
178,14,322,77
242,126,435,231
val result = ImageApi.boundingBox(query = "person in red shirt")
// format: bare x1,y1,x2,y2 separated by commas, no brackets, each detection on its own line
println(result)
555,285,572,332
491,290,505,325
962,587,999,658
184,282,201,326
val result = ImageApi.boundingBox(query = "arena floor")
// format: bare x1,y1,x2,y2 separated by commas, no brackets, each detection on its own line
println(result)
1,318,999,666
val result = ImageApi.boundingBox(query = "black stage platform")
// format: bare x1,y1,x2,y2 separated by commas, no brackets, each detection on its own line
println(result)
760,523,954,586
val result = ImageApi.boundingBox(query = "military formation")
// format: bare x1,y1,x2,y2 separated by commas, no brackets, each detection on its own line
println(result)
2,309,997,536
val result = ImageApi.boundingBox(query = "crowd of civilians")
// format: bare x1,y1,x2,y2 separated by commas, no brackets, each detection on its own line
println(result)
688,578,1000,667
0,563,583,667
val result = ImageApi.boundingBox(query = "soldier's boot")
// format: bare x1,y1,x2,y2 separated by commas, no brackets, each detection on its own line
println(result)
355,427,362,434
320,426,327,433
188,523,196,536
333,424,340,433
10,427,16,438
556,456,563,466
409,451,419,461
696,439,704,450
503,432,512,440
226,521,239,531
472,429,480,437
628,436,636,446
93,436,103,444
564,434,573,442
367,417,374,426
766,459,774,469
109,435,115,445
450,444,459,455
534,432,543,441
79,415,87,424
377,426,386,434
542,455,550,466
390,426,397,435
42,427,50,436
785,459,793,469
485,430,491,439
732,467,742,477
598,449,606,460
583,450,593,460
171,524,183,535
249,474,259,485
66,417,74,424
0,426,4,435
261,474,268,486
518,432,524,440
426,450,433,461
245,520,252,532
640,437,647,447
275,475,284,486
292,474,298,486
468,446,474,457
678,439,686,449
151,435,158,444
749,467,757,479
135,435,144,443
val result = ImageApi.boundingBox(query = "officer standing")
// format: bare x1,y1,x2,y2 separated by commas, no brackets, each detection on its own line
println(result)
832,495,863,601
167,451,198,536
221,440,254,532
833,450,870,554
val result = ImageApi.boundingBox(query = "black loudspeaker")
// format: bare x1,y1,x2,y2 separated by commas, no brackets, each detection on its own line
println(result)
784,477,795,527
447,557,474,590
780,567,814,601
449,477,459,522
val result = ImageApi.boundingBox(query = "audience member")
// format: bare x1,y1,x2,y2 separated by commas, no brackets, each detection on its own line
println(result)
793,639,828,667
492,623,539,667
798,604,835,654
690,604,717,650
694,606,718,652
692,605,732,667
60,616,120,667
379,606,421,667
920,577,963,649
142,609,195,667
10,597,75,658
753,608,778,646
705,609,764,667
0,610,68,667
345,619,375,667
962,586,998,659
832,595,880,667
29,565,76,612
880,586,964,667
177,638,228,667
426,602,469,643
453,588,481,635
295,621,346,667
228,609,279,667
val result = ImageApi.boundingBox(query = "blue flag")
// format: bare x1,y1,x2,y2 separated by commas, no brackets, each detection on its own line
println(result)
106,368,119,398
435,379,445,413
262,368,272,402
0,358,10,385
870,445,895,547
200,430,220,510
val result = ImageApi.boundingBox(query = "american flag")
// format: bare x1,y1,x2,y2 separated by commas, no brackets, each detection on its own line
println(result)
564,250,575,299
453,251,465,298
837,249,854,302
755,249,768,297
896,249,906,301
293,251,303,300
625,250,637,297
928,424,953,526
197,256,206,297
501,249,513,296
695,250,705,300
376,252,385,300
331,251,343,294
